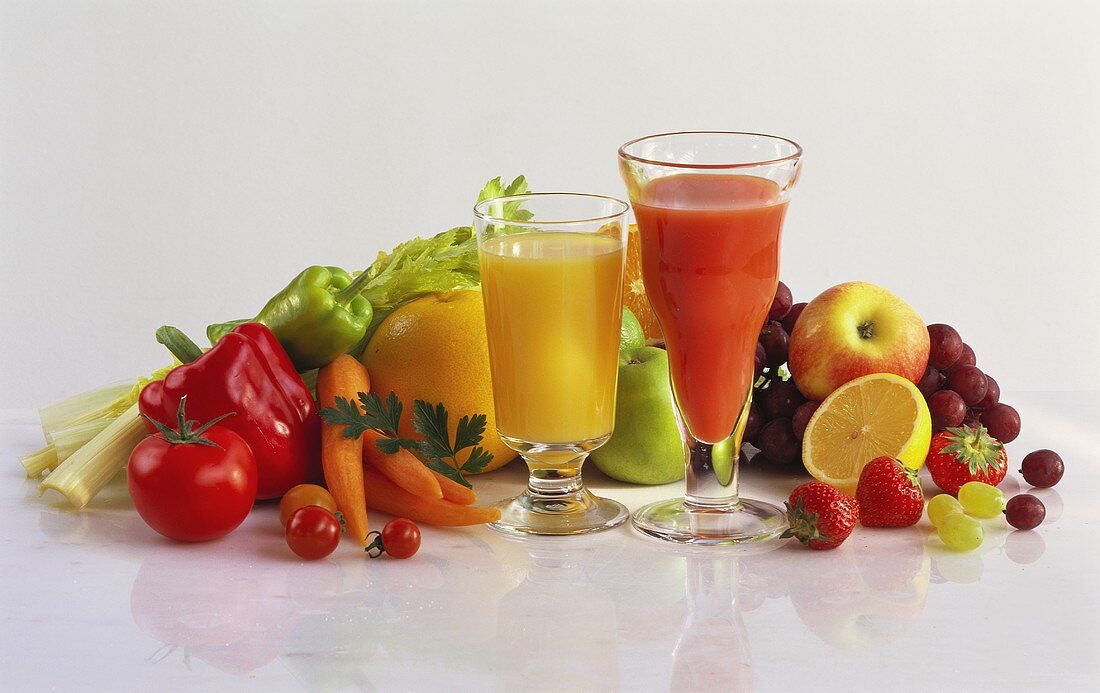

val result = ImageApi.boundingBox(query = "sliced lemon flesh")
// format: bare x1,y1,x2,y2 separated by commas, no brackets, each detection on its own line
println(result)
802,373,932,494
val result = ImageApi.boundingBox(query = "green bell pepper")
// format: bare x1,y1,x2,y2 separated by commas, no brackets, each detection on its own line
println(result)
207,266,374,371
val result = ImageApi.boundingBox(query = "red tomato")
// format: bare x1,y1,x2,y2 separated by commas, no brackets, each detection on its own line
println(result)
127,427,257,542
285,506,341,560
368,518,421,559
278,483,338,527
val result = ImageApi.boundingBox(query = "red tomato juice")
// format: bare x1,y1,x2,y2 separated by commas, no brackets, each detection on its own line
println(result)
633,174,787,443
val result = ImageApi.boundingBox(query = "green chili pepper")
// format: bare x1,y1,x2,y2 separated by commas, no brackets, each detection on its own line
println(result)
207,266,374,371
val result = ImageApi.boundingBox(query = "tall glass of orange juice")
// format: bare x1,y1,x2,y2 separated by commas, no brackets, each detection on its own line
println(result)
619,132,803,544
475,192,630,535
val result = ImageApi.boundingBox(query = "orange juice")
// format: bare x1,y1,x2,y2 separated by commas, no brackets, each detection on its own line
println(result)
479,231,625,444
633,174,787,443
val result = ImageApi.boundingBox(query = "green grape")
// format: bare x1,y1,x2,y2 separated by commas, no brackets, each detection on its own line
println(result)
938,513,983,551
958,482,1006,518
927,494,964,527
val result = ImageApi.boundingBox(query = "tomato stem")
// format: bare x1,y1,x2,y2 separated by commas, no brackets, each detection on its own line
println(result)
364,530,386,558
140,396,235,448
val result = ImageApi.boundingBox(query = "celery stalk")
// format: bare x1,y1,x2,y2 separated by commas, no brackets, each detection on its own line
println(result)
20,444,59,478
53,419,113,460
21,403,127,478
20,364,175,487
39,404,146,509
39,383,131,441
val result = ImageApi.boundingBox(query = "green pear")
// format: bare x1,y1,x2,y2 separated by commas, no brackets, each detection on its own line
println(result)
620,307,645,350
590,347,685,485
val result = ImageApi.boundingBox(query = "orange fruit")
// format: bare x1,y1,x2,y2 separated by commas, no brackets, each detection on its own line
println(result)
361,290,516,473
622,223,663,341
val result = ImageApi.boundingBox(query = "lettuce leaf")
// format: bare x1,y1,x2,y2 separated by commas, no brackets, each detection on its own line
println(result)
476,175,534,222
354,175,529,344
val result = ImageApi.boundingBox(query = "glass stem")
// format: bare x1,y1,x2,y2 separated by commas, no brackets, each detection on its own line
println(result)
525,454,586,499
683,387,751,509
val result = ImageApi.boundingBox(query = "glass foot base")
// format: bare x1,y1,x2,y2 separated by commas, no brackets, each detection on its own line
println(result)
631,497,789,545
489,489,629,536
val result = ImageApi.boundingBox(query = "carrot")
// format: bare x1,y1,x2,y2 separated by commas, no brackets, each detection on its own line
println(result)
317,355,371,545
362,464,500,526
362,430,443,499
430,469,477,506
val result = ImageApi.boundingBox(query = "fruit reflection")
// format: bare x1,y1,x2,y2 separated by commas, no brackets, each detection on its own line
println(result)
1004,531,1046,565
759,527,931,650
280,532,525,691
928,514,1043,582
129,548,296,675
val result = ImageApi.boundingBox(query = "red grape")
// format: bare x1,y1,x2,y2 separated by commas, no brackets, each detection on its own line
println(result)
757,418,800,465
958,343,977,368
962,408,982,428
929,390,966,431
980,403,1020,443
744,404,764,445
760,379,806,420
754,342,766,379
759,321,790,368
791,401,819,440
927,324,963,370
1020,449,1063,488
1004,495,1045,530
975,374,1000,408
749,453,777,467
781,302,807,335
769,281,793,321
916,367,946,399
946,365,988,406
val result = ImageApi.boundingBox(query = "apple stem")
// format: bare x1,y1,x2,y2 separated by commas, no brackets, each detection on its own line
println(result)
857,321,874,339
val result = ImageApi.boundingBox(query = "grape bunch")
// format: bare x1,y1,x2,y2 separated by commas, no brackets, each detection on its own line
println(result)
919,323,1021,441
745,281,818,468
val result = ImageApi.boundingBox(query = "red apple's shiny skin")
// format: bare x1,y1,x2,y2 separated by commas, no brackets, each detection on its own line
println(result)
789,282,929,401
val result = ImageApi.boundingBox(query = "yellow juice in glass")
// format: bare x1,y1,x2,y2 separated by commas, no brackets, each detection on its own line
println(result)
479,231,625,444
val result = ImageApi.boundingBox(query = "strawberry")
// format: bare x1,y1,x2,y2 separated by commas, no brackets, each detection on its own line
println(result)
782,481,859,550
855,456,924,527
925,425,1008,495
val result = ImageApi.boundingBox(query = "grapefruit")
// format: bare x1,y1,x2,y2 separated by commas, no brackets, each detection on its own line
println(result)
361,290,516,473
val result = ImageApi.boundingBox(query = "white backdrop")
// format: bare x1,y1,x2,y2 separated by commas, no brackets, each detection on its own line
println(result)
2,1,1098,410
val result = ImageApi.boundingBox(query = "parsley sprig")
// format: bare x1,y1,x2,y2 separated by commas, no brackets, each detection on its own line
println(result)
319,391,493,489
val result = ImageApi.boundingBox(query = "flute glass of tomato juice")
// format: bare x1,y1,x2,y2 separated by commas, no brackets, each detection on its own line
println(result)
618,131,803,544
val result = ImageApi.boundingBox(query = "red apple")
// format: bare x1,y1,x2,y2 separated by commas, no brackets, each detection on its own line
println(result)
788,282,929,401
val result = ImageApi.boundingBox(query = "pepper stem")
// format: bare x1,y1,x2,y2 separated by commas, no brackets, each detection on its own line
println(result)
156,326,205,364
334,269,374,304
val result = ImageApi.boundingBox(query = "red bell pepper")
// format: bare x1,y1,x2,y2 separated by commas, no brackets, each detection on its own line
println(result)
139,322,320,500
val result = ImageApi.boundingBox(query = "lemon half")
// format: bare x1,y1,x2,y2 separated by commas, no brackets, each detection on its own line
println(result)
802,373,931,494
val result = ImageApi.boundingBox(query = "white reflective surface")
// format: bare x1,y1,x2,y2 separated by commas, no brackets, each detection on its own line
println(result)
1,391,1097,691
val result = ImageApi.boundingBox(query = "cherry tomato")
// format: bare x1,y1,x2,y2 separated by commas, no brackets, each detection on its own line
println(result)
127,424,257,542
366,518,421,559
285,506,341,560
278,483,338,526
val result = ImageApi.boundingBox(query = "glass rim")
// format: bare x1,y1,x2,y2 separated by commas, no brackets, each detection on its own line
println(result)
473,191,629,226
617,130,803,170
